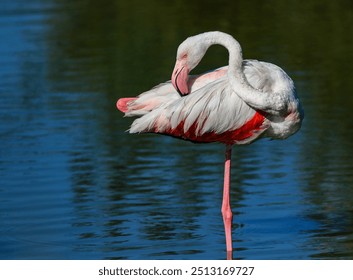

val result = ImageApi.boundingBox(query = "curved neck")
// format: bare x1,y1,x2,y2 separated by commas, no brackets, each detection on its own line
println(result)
196,32,285,114
182,32,287,114
200,32,247,84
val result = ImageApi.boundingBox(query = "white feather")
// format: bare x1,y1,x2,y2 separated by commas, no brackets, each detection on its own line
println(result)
129,75,257,136
124,82,179,117
125,57,302,142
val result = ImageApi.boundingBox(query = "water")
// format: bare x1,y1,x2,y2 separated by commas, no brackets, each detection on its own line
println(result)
1,0,353,260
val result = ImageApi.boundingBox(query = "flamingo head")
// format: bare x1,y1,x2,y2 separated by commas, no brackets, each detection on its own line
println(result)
171,35,209,95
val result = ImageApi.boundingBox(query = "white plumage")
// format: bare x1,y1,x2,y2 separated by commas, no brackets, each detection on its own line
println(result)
121,56,302,144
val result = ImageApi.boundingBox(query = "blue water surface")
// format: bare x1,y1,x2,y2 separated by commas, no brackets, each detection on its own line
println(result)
1,0,353,260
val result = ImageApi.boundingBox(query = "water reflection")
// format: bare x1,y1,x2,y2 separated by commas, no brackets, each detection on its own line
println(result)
0,0,353,259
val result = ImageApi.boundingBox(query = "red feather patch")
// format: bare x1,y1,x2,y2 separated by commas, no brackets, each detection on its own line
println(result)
158,111,266,144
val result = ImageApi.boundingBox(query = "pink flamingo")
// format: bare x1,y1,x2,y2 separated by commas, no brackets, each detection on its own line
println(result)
116,31,303,258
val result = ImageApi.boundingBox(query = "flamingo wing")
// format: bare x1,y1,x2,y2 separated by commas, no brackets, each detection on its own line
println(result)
117,82,179,116
116,66,228,116
129,76,269,145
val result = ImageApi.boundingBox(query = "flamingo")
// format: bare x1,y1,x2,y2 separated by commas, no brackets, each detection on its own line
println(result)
116,31,303,258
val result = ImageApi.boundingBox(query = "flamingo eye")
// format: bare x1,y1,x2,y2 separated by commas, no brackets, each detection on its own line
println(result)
180,53,187,60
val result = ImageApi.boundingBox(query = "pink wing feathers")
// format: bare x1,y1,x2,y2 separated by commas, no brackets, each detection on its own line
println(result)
117,67,228,116
116,97,137,113
117,82,179,116
127,75,269,145
117,67,269,145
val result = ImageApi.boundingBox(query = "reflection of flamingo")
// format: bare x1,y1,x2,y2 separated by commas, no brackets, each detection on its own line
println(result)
116,31,303,258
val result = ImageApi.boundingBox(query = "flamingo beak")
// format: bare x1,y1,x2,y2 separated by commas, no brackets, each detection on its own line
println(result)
171,60,189,95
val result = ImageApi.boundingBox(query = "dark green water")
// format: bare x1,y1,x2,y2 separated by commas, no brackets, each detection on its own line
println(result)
1,0,353,259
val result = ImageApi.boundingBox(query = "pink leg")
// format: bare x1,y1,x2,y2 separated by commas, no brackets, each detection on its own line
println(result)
222,144,233,257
